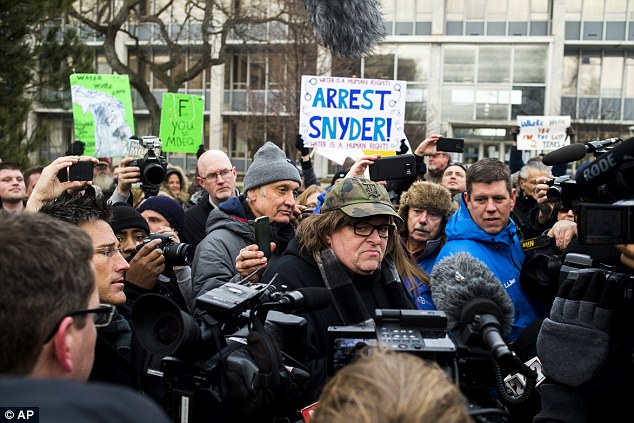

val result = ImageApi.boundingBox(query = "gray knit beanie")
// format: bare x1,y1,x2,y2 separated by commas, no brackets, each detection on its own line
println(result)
243,141,302,192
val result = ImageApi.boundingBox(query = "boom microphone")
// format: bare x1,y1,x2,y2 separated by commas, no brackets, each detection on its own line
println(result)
303,0,385,58
431,252,515,359
542,137,622,166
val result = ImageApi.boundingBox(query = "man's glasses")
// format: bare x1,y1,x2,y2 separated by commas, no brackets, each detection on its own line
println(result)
94,245,123,258
199,168,233,182
350,223,395,238
44,304,115,343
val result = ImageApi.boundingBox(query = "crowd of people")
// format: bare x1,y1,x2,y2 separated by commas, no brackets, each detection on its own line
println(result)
1,129,633,423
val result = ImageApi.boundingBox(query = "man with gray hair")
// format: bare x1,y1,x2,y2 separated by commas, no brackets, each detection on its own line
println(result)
191,142,301,309
512,159,551,235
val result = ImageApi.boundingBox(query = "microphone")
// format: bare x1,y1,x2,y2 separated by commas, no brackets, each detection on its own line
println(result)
542,137,622,166
303,0,385,58
265,287,332,314
575,136,634,189
430,252,515,360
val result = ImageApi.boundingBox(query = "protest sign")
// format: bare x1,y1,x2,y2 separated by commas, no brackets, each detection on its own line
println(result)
299,76,407,164
517,116,571,150
70,74,135,157
159,93,204,153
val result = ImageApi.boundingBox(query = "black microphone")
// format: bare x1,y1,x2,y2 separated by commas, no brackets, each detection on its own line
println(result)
576,136,634,188
265,287,332,314
430,252,515,360
542,137,622,166
303,0,385,58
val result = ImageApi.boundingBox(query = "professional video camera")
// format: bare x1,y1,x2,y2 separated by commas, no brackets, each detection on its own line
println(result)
135,233,194,267
328,309,537,423
541,136,634,244
131,275,330,422
128,135,168,186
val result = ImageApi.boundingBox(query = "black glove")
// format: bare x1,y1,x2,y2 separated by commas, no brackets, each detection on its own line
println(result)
398,139,409,155
224,330,289,419
295,134,310,156
537,269,619,387
196,144,206,159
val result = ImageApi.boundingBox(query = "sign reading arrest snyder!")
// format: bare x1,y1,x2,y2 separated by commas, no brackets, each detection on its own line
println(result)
299,76,406,151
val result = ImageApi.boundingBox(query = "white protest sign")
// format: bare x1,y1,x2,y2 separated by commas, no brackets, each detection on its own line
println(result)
517,116,571,150
299,76,407,163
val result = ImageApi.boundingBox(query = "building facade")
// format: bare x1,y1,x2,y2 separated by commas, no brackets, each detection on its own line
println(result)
31,0,634,177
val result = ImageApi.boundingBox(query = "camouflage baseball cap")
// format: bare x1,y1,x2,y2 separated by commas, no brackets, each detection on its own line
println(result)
322,177,403,223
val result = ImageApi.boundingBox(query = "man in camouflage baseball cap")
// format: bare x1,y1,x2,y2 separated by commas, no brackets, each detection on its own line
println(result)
321,177,403,223
258,176,416,410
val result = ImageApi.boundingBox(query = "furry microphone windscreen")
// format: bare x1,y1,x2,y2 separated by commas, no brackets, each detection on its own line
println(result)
303,0,386,58
431,252,515,336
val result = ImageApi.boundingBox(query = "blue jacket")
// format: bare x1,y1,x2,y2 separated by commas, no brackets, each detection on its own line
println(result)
401,237,443,310
433,195,547,342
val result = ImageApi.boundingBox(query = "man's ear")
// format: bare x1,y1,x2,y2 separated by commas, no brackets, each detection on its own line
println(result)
52,317,75,373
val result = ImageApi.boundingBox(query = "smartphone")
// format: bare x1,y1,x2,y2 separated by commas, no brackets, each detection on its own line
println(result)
254,216,272,259
57,161,95,182
368,154,416,181
436,137,465,153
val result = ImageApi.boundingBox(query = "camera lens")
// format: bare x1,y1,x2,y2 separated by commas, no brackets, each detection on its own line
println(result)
154,314,182,346
142,162,167,185
163,242,194,267
546,186,563,203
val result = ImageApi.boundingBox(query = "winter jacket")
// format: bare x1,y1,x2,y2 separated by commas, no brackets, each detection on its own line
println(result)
190,195,294,310
259,237,414,411
434,195,547,342
182,188,240,248
400,237,442,310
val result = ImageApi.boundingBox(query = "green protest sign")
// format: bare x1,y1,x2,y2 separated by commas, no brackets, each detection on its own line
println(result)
69,74,135,157
159,93,204,153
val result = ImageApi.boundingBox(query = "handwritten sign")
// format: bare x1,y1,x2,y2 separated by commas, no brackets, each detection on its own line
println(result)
70,74,135,157
159,93,204,153
517,116,571,150
299,76,406,162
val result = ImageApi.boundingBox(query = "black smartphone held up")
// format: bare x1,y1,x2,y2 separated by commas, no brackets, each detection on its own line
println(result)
436,137,465,153
368,154,417,181
57,160,95,182
254,216,272,260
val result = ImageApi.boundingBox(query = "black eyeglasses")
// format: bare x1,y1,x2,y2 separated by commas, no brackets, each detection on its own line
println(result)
349,223,395,238
44,304,115,343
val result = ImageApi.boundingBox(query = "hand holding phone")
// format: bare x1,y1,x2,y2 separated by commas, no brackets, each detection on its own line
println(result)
368,154,416,181
254,216,272,260
436,137,464,153
57,160,95,182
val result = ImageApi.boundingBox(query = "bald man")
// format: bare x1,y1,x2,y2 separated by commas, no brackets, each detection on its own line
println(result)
182,150,239,247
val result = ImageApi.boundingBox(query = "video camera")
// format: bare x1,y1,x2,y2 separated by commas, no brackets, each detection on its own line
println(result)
540,137,634,244
328,309,537,422
131,275,323,422
128,135,168,186
135,233,194,267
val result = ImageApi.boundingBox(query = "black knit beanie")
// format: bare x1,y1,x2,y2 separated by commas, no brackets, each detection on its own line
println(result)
110,202,150,234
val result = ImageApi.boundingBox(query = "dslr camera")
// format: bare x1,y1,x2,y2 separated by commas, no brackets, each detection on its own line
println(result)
136,233,194,267
128,136,168,186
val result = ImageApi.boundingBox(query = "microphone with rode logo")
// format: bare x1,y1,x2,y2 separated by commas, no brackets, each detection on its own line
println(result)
542,137,622,166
